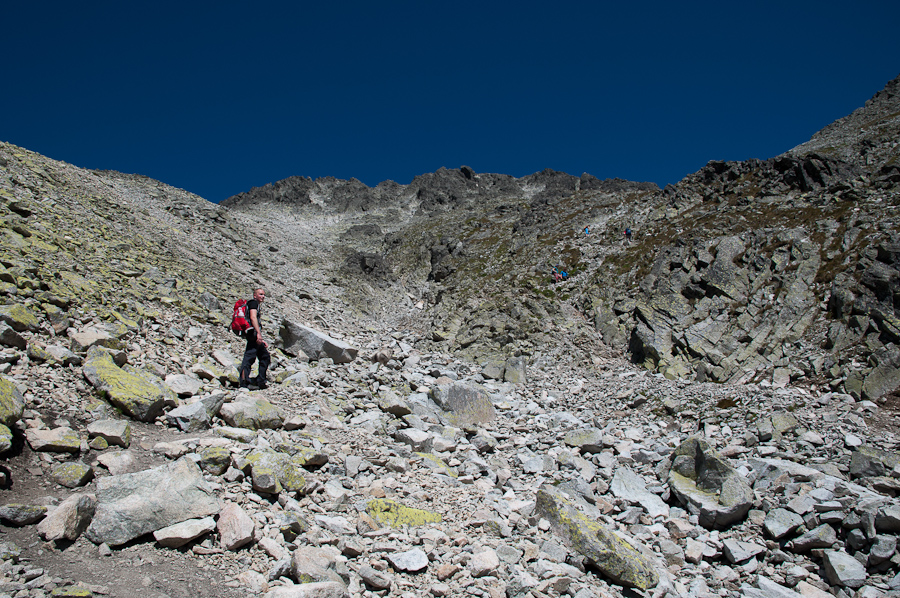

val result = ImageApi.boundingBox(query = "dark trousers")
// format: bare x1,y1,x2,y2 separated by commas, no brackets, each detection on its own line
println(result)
239,330,270,384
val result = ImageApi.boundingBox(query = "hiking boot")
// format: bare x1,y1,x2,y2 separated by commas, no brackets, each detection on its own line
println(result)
239,381,250,389
255,379,268,390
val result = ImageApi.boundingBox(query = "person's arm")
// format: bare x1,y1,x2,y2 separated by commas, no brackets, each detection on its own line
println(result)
249,308,267,347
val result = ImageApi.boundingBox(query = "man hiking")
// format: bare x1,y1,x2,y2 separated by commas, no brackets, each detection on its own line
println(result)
239,287,270,389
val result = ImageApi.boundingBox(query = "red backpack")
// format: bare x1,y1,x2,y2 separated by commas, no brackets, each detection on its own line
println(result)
230,299,251,336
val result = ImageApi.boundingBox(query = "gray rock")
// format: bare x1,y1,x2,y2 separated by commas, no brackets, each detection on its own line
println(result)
868,535,897,566
667,436,753,529
218,502,255,550
429,380,496,428
790,523,838,552
291,546,344,584
86,419,131,447
264,582,349,598
164,373,203,397
385,548,429,572
357,565,391,590
562,428,605,453
97,450,139,475
469,548,500,577
279,320,358,363
394,428,432,451
610,467,669,518
37,494,96,541
0,504,47,526
153,516,216,548
722,538,766,563
25,427,82,453
85,456,221,546
0,423,11,453
504,356,527,384
220,395,284,430
822,549,867,589
764,508,804,539
234,448,308,494
165,393,226,432
739,576,804,598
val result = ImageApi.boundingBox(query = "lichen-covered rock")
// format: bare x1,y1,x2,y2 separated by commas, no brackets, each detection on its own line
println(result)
0,503,47,526
233,448,306,494
666,435,753,529
534,485,659,590
81,346,168,422
0,375,24,427
219,395,283,430
196,446,231,475
50,462,94,488
25,427,82,453
0,423,12,453
365,498,442,528
0,303,40,332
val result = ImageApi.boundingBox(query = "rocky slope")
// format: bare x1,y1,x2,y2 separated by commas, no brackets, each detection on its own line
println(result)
0,75,896,598
223,74,900,403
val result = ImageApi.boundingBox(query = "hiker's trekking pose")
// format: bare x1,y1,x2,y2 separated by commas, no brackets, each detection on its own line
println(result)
238,287,270,389
624,227,633,243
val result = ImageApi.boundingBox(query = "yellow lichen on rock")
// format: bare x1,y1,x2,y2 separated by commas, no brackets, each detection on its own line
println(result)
366,499,442,528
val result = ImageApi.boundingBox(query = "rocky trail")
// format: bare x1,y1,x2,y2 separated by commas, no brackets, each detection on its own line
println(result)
0,75,899,598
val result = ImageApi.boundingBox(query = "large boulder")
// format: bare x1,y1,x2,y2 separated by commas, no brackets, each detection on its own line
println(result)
534,485,659,590
279,319,358,363
429,380,495,429
84,456,221,546
81,346,171,422
667,436,753,529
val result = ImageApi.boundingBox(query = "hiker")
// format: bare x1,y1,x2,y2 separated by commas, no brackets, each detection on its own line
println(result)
584,226,590,235
239,287,270,389
551,266,562,283
624,227,633,244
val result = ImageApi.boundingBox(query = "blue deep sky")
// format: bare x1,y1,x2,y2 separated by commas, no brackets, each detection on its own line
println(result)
3,1,898,203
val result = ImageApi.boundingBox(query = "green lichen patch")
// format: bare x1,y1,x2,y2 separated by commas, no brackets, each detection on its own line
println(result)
366,498,442,528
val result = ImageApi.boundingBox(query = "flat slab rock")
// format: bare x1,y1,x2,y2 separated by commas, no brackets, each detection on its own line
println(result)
84,456,221,546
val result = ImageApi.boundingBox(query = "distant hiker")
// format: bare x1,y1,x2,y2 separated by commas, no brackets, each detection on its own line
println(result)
551,266,562,283
561,269,568,280
624,227,633,243
239,287,270,389
584,226,590,235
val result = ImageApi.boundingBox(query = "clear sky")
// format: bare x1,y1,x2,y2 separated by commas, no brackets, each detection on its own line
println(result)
3,1,898,203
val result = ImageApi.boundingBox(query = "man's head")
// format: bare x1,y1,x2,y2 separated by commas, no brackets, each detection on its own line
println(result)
253,288,265,302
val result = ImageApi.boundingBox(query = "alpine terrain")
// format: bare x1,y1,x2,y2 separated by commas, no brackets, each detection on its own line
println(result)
0,74,897,598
